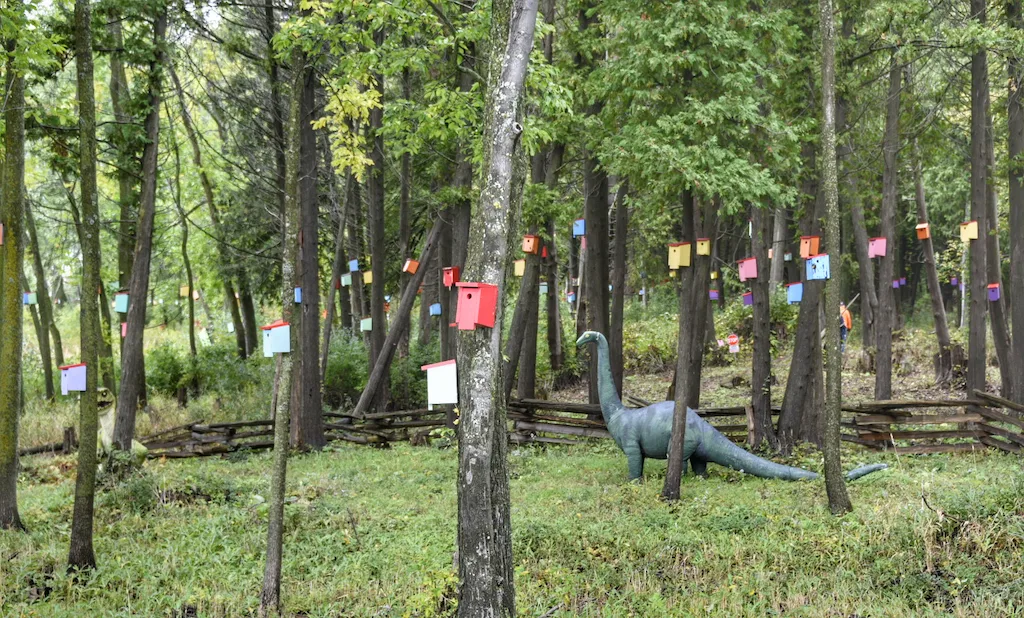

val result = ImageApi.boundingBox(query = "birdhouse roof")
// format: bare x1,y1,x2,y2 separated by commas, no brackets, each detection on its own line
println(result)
421,359,456,371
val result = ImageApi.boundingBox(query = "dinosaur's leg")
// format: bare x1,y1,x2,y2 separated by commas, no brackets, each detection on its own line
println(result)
625,445,645,481
691,458,708,478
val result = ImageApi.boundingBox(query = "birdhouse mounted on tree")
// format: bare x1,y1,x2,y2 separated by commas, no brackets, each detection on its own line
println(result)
341,273,352,287
180,285,190,298
539,282,548,295
121,323,127,338
711,271,718,280
261,321,291,357
421,359,458,410
0,223,3,245
768,248,774,260
916,223,930,239
573,219,586,237
742,291,753,306
514,259,526,277
429,302,441,316
454,282,498,330
349,259,360,272
784,252,793,262
787,282,803,304
23,292,36,306
60,363,87,395
668,242,691,269
696,238,711,256
294,288,302,303
900,277,907,286
115,293,130,313
567,291,576,303
737,257,757,282
892,279,900,289
868,237,887,258
363,271,373,284
951,276,959,286
522,235,540,254
403,259,419,274
988,283,1001,301
806,254,830,280
960,220,978,242
360,317,373,331
709,289,719,300
443,267,460,288
799,235,820,259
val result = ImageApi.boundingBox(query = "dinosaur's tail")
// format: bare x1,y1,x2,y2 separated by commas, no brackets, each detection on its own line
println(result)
703,430,888,481
844,463,888,480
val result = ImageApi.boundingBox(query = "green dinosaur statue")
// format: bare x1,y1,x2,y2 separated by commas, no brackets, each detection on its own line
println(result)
576,331,886,482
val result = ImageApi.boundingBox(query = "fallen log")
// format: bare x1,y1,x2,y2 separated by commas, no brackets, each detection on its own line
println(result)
513,421,611,440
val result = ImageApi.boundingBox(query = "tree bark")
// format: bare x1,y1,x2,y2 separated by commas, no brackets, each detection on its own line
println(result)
1009,0,1024,404
609,182,628,395
168,116,198,397
113,11,167,451
545,145,566,378
874,52,900,400
322,166,350,376
456,0,537,613
398,66,413,359
109,16,136,324
366,27,389,413
818,0,852,515
769,209,786,290
968,0,990,403
750,203,776,449
25,203,55,400
985,107,1013,398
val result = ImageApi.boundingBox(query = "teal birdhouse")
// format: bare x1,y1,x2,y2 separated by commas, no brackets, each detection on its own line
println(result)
114,293,129,313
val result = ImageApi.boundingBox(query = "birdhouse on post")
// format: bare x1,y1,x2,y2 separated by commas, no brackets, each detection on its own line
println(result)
363,271,373,284
806,254,830,280
261,321,291,357
514,259,526,277
916,223,930,239
454,282,498,330
429,302,442,316
23,292,36,306
960,220,978,242
696,238,711,256
522,235,540,254
403,259,419,274
573,219,586,237
742,291,753,306
800,235,820,259
421,359,458,410
349,259,360,272
443,267,460,288
786,282,803,304
737,257,758,282
868,237,887,258
988,283,1001,301
60,363,87,395
668,242,691,269
115,293,130,313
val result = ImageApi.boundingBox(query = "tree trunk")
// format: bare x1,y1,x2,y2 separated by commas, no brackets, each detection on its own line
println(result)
346,177,366,336
456,0,537,613
818,0,852,515
985,106,1013,397
769,208,787,290
25,203,55,400
109,16,136,325
238,272,259,355
609,182,628,396
874,52,900,400
367,28,389,413
68,0,99,562
322,167,350,376
168,120,198,397
544,145,566,378
1009,0,1024,404
503,223,541,400
113,11,167,451
398,66,413,359
749,203,776,449
968,0,990,402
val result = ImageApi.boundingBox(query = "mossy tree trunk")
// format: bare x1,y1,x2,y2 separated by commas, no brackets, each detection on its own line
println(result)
25,203,56,400
874,52,900,401
967,0,989,407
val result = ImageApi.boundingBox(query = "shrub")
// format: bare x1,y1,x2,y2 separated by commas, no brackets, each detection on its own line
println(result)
323,333,369,409
148,344,186,397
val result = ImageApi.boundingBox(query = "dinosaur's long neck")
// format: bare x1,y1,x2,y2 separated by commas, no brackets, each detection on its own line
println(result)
592,333,625,425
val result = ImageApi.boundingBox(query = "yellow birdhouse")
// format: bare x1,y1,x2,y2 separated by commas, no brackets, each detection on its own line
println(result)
668,242,691,269
514,259,526,277
696,238,711,256
179,286,190,298
364,271,374,284
960,220,978,242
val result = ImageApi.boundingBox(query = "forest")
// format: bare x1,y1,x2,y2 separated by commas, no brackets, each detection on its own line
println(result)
3,0,1024,615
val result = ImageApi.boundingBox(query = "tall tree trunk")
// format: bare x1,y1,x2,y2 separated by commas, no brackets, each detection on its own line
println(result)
750,203,776,449
113,11,167,450
169,123,198,399
985,107,1013,397
322,166,350,376
347,177,366,336
874,53,900,400
968,0,990,403
456,0,537,613
68,0,100,563
109,16,136,325
545,145,566,377
25,203,55,400
818,0,852,515
609,182,628,395
366,27,389,413
769,209,786,289
1009,0,1024,404
238,273,259,355
0,35,26,531
398,66,412,359
503,223,541,400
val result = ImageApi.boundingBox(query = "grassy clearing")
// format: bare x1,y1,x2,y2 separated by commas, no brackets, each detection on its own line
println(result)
3,440,1023,617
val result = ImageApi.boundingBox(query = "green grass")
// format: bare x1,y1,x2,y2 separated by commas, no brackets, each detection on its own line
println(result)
3,441,1023,617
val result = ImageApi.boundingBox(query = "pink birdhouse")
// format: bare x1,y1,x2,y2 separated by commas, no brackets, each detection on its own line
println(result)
868,237,887,258
738,257,758,282
454,282,498,330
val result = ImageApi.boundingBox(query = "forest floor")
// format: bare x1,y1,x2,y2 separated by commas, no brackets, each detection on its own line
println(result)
4,327,1022,616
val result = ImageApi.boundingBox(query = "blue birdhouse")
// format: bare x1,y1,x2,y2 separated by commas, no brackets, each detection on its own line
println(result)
294,287,302,303
786,282,803,304
349,259,360,272
539,282,548,295
114,293,130,313
806,254,830,280
429,302,442,316
573,219,586,237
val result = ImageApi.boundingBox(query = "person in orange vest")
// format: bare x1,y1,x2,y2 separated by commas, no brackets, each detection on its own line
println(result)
839,302,853,352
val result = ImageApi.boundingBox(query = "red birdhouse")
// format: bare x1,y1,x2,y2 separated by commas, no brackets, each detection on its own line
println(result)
443,267,460,288
522,235,540,254
454,282,498,330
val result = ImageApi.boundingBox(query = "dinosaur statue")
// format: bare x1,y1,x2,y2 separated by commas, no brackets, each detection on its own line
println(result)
576,331,887,482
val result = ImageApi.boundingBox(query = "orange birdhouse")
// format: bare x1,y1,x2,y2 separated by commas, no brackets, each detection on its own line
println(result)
799,235,820,259
403,259,420,274
522,235,540,254
916,223,930,240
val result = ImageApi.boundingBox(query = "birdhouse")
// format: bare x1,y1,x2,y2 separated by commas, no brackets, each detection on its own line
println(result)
227,322,235,333
360,317,373,331
916,223,930,240
60,363,87,395
261,320,291,357
668,242,691,269
179,285,190,298
800,236,820,259
892,279,900,289
738,257,758,282
709,290,719,300
539,282,548,295
787,282,803,305
443,267,460,288
349,259,360,272
522,235,540,254
806,254,830,280
341,273,352,287
334,278,341,290
768,248,774,260
710,271,718,280
192,290,200,301
384,302,391,313
900,277,907,286
454,282,498,330
0,223,3,245
403,259,419,274
868,237,887,258
121,322,127,338
960,220,978,242
567,292,576,303
294,288,302,303
541,246,548,258
429,302,442,316
988,283,1001,301
951,276,959,286
784,252,793,262
696,238,711,256
514,259,526,277
573,219,586,237
363,271,373,284
421,359,458,410
23,292,36,306
742,291,753,306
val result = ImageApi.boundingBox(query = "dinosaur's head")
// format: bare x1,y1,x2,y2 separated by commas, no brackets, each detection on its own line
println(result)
576,331,601,348
97,387,115,410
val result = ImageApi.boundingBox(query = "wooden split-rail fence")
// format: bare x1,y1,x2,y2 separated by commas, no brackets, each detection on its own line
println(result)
19,390,1024,459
